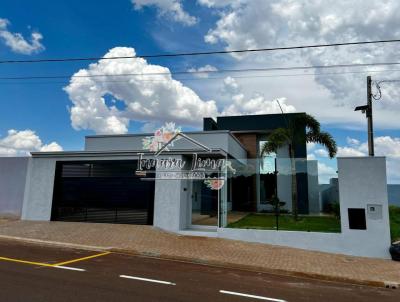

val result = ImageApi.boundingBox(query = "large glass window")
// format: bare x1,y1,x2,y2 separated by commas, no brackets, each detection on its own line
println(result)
225,157,341,233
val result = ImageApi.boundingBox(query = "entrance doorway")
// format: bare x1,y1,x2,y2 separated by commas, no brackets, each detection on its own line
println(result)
190,180,218,227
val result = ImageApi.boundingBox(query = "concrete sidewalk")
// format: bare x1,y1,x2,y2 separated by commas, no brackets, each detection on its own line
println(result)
0,219,399,288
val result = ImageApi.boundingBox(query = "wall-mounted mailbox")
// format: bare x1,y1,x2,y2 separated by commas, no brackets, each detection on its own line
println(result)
348,208,367,230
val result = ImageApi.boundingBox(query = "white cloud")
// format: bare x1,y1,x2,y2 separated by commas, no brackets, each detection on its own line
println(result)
222,76,239,94
0,129,62,156
314,148,329,157
200,1,400,129
141,122,158,133
307,153,316,160
346,137,360,146
336,146,365,157
318,161,337,184
336,136,400,183
132,0,197,26
197,0,244,9
64,49,298,134
220,76,296,116
64,47,219,134
0,18,44,54
307,142,316,152
187,64,218,78
309,135,400,183
40,142,63,152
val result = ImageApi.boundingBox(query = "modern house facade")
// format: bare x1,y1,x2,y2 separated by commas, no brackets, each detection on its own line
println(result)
0,113,392,259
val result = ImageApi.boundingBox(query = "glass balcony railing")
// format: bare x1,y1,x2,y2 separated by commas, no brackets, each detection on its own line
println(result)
221,157,341,233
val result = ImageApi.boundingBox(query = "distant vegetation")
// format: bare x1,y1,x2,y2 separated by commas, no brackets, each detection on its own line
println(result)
390,206,400,242
228,213,341,233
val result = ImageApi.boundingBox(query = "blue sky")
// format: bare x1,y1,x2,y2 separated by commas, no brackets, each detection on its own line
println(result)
0,0,399,183
0,0,228,149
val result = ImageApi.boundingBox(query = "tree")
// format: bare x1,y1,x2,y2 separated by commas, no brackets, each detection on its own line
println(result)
260,113,337,220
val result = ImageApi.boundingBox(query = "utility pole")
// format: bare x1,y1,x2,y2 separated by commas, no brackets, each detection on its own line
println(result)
355,76,374,156
366,76,374,156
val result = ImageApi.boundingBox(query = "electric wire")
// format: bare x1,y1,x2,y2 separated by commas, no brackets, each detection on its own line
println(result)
1,39,400,64
2,61,400,81
372,79,400,100
2,68,400,85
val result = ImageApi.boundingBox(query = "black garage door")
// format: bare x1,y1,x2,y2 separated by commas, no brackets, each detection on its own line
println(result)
51,161,155,225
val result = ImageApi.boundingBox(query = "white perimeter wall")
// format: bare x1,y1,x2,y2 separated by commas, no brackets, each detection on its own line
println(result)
217,157,391,259
22,153,392,259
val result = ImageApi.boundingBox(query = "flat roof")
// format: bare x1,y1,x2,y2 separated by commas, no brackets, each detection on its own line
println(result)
85,129,232,138
85,130,247,152
30,148,229,158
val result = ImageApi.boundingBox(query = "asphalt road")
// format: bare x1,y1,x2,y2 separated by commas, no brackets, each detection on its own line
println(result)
0,239,398,302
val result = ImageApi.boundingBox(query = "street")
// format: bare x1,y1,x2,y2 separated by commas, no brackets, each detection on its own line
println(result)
0,239,398,302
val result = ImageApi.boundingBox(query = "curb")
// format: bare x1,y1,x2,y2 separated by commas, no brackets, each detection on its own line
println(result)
0,235,112,252
109,247,389,288
0,235,397,289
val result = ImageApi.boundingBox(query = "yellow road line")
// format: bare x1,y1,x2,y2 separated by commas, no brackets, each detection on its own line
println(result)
0,251,111,268
0,256,53,267
52,251,111,267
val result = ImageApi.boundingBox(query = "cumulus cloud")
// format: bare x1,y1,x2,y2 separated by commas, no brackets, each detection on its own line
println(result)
317,161,338,184
335,136,400,183
200,1,400,128
308,135,400,183
64,47,219,134
314,148,329,157
64,48,299,134
0,18,44,54
132,0,197,26
336,146,365,157
187,64,218,78
0,129,62,156
197,0,242,8
220,76,296,116
346,137,360,146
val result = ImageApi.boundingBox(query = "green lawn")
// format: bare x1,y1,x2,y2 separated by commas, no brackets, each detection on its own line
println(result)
228,213,341,233
390,206,400,242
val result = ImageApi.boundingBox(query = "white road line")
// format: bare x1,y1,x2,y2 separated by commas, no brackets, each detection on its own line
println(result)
119,274,176,286
54,266,86,272
219,290,287,302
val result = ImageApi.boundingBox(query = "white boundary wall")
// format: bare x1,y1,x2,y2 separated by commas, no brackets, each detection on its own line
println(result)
21,152,392,259
216,157,391,259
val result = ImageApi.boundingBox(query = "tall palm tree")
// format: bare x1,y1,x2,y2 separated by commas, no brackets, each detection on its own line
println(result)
260,113,337,220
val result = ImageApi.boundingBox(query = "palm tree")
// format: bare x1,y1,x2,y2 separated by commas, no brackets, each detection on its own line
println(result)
260,113,337,220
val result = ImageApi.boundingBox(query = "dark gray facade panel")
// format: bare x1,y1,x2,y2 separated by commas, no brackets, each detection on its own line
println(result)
203,113,308,158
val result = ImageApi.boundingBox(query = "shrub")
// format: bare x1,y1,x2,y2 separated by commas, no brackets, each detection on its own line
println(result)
389,205,400,242
327,201,340,219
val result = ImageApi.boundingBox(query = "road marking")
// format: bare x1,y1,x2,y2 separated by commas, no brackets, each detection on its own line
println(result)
0,256,53,267
54,266,86,272
219,290,287,302
119,274,176,286
52,251,111,267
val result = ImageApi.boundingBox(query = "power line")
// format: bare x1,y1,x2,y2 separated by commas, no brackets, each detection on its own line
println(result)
377,79,400,83
372,79,400,100
1,39,400,64
2,68,400,85
2,61,400,81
